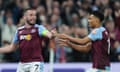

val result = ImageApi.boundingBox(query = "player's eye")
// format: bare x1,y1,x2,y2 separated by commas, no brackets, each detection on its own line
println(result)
88,17,91,20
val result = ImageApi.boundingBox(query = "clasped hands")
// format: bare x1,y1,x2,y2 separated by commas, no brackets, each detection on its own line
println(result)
51,29,71,47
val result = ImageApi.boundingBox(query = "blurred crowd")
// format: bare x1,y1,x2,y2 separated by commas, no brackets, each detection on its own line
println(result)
0,0,120,63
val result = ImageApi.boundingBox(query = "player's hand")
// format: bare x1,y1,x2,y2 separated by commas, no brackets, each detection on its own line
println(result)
57,34,70,40
51,29,57,37
58,39,69,47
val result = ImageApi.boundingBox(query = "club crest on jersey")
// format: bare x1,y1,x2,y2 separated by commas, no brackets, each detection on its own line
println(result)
20,34,32,40
19,31,23,34
31,29,36,33
105,31,108,35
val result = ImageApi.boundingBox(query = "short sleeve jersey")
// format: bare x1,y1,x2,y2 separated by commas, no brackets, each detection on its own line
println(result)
88,27,110,70
12,24,49,62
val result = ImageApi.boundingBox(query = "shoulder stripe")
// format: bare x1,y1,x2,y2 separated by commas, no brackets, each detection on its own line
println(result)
18,26,25,30
100,27,105,32
34,24,43,28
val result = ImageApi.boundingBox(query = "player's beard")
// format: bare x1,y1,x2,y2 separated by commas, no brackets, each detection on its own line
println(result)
26,19,35,26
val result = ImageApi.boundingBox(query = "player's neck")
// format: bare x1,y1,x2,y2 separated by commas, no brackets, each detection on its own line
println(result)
95,23,101,28
25,22,33,28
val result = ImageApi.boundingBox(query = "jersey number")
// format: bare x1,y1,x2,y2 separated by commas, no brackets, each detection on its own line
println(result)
34,64,39,72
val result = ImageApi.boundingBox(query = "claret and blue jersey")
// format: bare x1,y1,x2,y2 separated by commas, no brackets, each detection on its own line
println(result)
88,27,110,70
12,24,49,62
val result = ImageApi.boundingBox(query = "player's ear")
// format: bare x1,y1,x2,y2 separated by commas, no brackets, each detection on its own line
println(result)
23,12,27,20
95,18,99,24
23,15,26,20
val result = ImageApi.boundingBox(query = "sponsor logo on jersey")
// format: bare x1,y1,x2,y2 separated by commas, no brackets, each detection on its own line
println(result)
20,34,32,40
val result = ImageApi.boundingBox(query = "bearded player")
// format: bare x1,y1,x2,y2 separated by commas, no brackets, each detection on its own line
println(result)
0,8,55,72
57,11,110,72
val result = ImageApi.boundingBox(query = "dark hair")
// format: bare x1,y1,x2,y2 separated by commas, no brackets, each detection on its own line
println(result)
23,8,36,13
91,11,104,22
22,8,36,17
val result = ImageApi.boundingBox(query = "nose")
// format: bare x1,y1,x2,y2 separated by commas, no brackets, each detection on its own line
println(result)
32,15,36,20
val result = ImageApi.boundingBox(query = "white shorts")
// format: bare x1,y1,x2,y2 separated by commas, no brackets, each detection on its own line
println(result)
16,62,44,72
85,68,110,72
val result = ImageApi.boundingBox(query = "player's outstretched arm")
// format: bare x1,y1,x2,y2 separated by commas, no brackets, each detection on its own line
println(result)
0,43,17,53
67,41,92,52
43,29,57,39
45,31,53,39
58,39,92,52
57,34,91,45
39,25,57,39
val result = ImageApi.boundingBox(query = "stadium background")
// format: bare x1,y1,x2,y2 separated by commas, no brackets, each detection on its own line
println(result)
0,0,120,72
